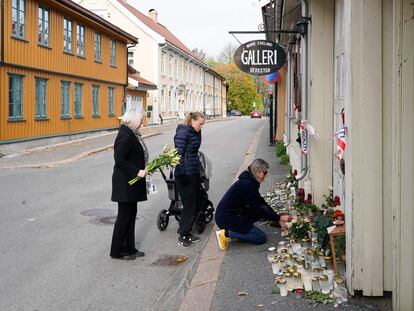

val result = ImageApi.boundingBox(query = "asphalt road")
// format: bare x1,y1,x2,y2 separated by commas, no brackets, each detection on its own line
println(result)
0,117,265,311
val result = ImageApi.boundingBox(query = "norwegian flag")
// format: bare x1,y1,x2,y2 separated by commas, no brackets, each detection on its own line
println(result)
336,126,346,161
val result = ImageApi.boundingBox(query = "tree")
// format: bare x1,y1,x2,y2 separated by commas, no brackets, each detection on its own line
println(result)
191,48,206,61
213,63,258,115
217,43,237,65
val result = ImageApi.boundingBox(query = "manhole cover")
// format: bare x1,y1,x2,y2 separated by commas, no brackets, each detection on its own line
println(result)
152,255,188,266
80,209,116,217
89,215,145,225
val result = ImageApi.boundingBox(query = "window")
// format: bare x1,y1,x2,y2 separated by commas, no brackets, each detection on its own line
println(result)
94,32,101,62
108,87,114,116
189,65,193,83
110,40,116,66
12,0,25,38
160,88,165,111
76,24,85,57
160,53,165,75
92,85,99,116
128,51,134,66
174,59,178,79
74,83,83,117
61,81,71,118
38,7,49,46
168,55,173,78
8,74,23,120
35,78,47,119
179,61,183,80
63,18,72,53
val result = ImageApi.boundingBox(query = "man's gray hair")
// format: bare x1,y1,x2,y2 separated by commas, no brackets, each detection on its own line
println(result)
249,158,269,174
121,100,145,125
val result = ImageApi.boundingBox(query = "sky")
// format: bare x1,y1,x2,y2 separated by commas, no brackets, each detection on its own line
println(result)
128,0,267,58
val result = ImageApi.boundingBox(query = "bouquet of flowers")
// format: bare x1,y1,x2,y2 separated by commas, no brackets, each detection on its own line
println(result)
128,145,181,185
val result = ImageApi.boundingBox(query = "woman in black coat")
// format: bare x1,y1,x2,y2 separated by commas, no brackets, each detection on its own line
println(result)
110,106,148,260
214,158,290,250
174,112,205,248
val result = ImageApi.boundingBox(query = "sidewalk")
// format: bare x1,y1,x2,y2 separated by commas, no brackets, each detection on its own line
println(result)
180,120,392,311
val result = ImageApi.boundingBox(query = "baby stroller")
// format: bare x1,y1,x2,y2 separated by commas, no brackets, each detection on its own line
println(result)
157,151,214,234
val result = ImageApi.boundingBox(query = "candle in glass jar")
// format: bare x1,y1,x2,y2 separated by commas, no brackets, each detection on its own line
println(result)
271,258,280,274
320,274,331,294
312,277,321,292
302,270,313,291
277,279,288,297
267,247,277,263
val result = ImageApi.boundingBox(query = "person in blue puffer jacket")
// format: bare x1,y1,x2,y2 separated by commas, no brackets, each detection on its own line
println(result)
214,159,291,250
174,112,206,247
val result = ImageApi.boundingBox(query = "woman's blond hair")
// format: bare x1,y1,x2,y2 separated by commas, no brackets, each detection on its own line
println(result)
183,111,205,126
121,102,145,126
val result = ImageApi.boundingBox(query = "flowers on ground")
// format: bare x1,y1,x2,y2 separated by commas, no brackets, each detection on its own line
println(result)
128,145,181,186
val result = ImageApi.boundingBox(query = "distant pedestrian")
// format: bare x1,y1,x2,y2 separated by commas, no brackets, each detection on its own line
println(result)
110,105,148,260
174,112,206,247
215,158,290,250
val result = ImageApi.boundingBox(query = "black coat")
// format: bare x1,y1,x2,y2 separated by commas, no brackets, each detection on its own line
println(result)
174,124,201,176
111,125,147,203
215,170,280,234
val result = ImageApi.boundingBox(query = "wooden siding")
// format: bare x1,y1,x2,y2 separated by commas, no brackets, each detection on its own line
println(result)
4,0,127,85
1,65,124,141
0,0,133,142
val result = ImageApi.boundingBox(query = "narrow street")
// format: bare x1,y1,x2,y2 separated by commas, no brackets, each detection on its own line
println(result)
0,117,264,311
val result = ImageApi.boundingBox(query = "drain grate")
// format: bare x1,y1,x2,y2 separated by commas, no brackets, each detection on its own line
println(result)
89,215,145,226
152,255,188,266
80,209,116,217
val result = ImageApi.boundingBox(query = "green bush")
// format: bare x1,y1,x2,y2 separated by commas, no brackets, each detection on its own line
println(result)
280,154,290,165
275,142,286,157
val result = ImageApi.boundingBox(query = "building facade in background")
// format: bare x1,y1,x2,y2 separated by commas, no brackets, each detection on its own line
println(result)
0,0,137,143
76,0,227,124
262,0,414,309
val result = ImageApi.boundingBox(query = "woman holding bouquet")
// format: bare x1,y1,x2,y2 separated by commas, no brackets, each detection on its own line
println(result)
174,112,205,247
110,105,148,260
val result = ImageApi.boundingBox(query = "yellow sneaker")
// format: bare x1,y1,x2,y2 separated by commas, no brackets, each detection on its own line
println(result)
215,229,230,251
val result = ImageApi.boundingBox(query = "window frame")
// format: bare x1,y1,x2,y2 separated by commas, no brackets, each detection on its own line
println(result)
108,87,115,116
12,0,25,39
110,40,116,67
35,78,48,119
8,74,24,120
63,17,72,53
74,83,83,118
38,6,49,46
61,81,71,118
94,32,101,62
76,24,85,57
92,84,100,117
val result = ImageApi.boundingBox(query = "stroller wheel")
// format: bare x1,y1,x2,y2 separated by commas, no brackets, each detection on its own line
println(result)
204,205,214,223
174,215,181,222
157,209,169,231
195,211,206,234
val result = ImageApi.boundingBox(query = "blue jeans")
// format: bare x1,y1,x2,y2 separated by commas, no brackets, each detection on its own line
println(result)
228,225,267,245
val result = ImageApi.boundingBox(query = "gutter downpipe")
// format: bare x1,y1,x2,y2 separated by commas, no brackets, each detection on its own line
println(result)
284,46,292,147
295,0,309,181
0,0,5,67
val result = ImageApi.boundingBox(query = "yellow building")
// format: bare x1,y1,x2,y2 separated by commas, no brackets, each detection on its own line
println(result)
0,0,137,143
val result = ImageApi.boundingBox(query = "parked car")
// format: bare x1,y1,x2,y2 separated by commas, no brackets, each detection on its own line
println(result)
229,109,242,117
250,110,262,118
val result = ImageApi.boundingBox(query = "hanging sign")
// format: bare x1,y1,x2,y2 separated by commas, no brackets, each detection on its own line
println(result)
234,40,286,76
336,126,346,161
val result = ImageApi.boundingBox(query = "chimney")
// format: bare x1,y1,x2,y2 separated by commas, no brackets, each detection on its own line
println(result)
148,9,158,23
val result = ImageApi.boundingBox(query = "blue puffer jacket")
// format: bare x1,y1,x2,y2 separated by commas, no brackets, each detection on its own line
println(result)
174,124,201,176
215,170,280,234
